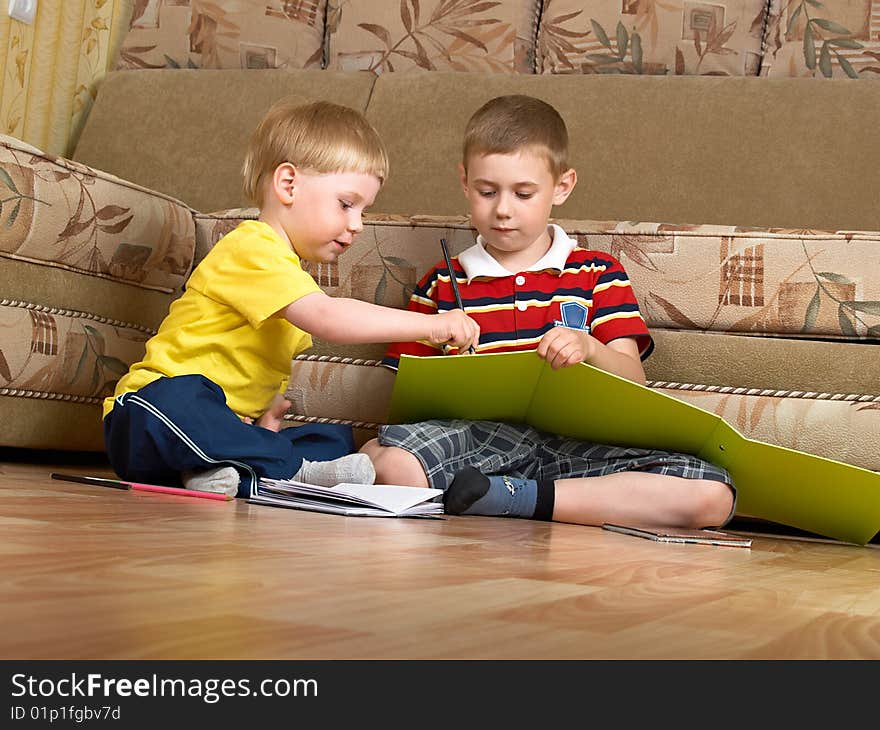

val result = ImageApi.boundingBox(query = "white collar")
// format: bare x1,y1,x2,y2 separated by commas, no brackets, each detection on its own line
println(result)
457,224,577,282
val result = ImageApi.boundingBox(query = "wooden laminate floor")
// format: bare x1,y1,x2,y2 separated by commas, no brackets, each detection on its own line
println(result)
2,457,880,660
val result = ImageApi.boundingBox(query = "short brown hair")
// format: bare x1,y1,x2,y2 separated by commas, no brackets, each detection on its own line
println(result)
242,99,389,207
462,95,569,179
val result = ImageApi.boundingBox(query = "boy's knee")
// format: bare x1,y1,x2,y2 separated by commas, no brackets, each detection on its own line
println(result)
689,479,735,528
363,443,428,487
360,439,399,470
359,438,382,458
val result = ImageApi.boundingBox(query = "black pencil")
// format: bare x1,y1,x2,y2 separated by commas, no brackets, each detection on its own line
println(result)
439,237,475,354
51,473,130,490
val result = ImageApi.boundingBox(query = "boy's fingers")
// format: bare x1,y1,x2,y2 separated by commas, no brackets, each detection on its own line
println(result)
552,343,575,369
470,321,480,349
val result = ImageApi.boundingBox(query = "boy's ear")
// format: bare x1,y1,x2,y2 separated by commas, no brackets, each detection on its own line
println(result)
458,162,469,197
272,162,297,204
552,168,577,206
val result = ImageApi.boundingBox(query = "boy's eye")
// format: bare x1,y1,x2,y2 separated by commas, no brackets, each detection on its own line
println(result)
339,200,353,210
477,190,495,198
516,192,534,200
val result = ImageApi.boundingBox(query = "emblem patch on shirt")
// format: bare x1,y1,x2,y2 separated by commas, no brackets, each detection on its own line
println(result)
554,301,590,332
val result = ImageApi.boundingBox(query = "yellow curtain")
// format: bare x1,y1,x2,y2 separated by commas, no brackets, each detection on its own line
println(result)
0,0,134,157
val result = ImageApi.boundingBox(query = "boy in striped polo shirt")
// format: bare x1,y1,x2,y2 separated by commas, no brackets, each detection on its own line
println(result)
360,95,736,529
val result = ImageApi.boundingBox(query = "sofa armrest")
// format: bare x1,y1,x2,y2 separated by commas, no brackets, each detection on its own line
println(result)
0,133,198,452
1,133,196,294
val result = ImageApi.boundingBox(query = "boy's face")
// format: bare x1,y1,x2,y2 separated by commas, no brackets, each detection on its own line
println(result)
274,168,381,263
461,149,575,269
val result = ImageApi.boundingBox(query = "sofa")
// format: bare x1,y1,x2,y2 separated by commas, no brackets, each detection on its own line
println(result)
2,65,879,480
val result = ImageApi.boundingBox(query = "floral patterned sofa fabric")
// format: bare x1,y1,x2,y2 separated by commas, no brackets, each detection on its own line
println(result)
0,134,195,295
1,299,157,443
574,221,880,340
761,0,880,78
0,134,197,451
115,0,328,71
107,1,880,81
325,0,541,74
0,302,153,416
538,0,768,76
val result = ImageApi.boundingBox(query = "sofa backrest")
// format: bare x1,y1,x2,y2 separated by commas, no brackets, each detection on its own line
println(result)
74,69,880,231
73,69,377,215
367,73,880,232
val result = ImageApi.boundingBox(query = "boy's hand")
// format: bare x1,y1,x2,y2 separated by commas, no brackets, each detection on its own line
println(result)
429,310,480,352
537,327,596,370
242,394,291,433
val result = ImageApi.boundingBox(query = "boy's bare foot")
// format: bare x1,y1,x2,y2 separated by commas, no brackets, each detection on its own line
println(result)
255,395,291,432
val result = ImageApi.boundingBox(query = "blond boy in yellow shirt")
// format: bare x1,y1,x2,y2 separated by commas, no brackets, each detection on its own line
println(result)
104,100,479,498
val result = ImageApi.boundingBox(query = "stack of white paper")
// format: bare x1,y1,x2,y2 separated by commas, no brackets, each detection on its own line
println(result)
249,478,444,518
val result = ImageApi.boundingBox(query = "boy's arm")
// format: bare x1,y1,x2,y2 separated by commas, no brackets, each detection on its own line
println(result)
382,262,450,369
279,291,480,350
536,328,647,384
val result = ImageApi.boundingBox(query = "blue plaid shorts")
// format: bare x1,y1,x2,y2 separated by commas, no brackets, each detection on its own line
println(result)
378,418,735,506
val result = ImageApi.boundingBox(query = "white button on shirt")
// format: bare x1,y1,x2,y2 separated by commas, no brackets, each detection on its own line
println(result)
516,301,528,312
515,275,526,286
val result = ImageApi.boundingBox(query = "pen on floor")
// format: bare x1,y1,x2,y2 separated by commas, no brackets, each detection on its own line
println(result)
50,473,233,502
439,237,475,354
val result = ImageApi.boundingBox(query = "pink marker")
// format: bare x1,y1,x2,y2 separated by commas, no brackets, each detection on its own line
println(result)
50,473,234,502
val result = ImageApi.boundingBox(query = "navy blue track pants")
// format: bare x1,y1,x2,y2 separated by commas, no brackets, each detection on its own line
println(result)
103,374,354,498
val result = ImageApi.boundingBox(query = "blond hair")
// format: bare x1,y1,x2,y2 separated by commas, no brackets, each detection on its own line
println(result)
462,95,569,179
242,99,389,207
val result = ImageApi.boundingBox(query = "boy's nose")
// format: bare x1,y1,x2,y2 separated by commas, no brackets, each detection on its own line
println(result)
348,214,363,233
494,195,512,218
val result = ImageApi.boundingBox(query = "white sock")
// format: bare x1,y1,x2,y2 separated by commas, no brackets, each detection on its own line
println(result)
182,465,240,497
293,453,376,487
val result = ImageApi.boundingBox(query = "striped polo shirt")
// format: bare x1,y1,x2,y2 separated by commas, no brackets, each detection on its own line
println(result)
383,224,654,369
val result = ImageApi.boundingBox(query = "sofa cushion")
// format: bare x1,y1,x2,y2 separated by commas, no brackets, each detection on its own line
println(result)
325,0,541,74
115,0,327,71
365,71,880,230
538,0,766,76
659,384,880,473
571,220,880,342
645,329,880,394
73,69,377,213
761,0,880,78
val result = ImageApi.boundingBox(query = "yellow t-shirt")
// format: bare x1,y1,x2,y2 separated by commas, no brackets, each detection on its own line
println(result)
103,220,321,419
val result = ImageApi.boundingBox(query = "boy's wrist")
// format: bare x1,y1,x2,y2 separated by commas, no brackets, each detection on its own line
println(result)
579,330,597,362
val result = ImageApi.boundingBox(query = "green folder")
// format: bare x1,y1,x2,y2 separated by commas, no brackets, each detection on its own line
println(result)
387,351,880,545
